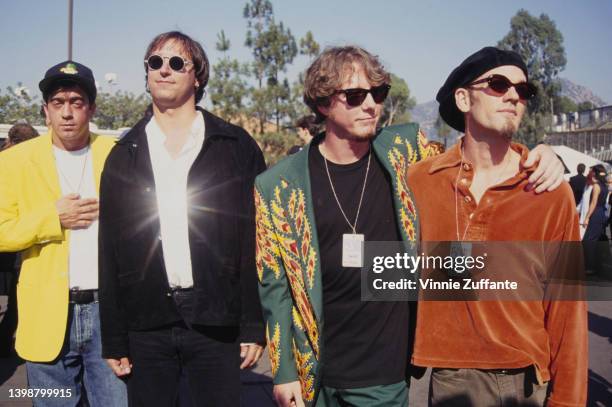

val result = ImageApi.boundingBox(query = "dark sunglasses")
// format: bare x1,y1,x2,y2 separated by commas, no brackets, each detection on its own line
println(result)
333,84,391,107
468,74,537,100
144,55,193,72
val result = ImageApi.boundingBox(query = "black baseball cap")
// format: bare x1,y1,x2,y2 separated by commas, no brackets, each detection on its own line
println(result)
39,60,97,103
437,47,529,132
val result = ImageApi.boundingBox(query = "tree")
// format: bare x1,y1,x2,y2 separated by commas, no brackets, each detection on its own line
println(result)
577,101,595,111
0,85,148,130
553,95,577,115
244,0,297,133
286,73,311,125
262,21,298,131
299,31,320,58
93,91,149,129
244,0,274,89
209,30,250,124
498,9,566,144
0,85,44,125
284,32,321,125
434,114,452,148
380,74,416,126
255,131,295,165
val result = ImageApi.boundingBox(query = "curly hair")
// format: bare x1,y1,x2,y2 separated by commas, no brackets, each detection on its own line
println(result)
303,46,390,123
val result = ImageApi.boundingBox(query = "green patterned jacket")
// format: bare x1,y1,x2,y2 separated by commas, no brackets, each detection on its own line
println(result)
254,123,441,405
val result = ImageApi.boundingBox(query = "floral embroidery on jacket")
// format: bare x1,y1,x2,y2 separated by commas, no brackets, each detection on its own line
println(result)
267,322,281,377
388,146,417,241
293,339,315,402
292,306,304,331
417,129,444,160
261,184,320,359
255,189,281,281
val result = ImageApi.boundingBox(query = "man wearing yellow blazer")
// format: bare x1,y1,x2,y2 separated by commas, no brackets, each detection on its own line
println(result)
0,61,127,406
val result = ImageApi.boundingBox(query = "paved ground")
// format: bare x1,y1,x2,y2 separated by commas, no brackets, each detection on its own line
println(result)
0,298,610,406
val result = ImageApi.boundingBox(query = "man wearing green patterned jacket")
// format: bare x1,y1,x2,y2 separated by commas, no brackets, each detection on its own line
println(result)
254,46,564,407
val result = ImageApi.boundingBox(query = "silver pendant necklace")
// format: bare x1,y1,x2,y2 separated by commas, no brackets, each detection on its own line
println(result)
56,144,91,194
323,145,371,268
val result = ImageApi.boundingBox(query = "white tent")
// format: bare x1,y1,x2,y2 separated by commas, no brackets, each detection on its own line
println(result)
551,145,606,179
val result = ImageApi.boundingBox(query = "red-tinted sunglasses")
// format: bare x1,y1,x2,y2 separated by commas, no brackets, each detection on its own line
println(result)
468,74,537,100
331,84,391,107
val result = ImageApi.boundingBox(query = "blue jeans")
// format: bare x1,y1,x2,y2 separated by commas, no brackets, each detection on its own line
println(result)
26,302,127,407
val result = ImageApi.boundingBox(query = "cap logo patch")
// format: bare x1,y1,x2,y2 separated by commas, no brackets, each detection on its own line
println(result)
60,63,78,75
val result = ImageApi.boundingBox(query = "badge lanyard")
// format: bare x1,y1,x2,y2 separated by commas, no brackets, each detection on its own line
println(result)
323,147,371,268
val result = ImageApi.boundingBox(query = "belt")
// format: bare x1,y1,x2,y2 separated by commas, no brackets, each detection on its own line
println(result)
69,289,98,304
482,367,530,375
167,286,194,297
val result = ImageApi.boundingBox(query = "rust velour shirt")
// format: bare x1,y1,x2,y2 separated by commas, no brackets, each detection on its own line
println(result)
407,141,588,407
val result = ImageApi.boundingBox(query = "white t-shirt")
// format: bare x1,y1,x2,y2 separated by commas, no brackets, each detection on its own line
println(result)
53,144,98,290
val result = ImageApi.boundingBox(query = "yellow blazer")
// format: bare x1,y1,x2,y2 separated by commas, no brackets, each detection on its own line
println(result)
0,131,115,362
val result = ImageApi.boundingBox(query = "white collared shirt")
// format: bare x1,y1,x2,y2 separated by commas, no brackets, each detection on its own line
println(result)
145,113,205,288
53,144,98,290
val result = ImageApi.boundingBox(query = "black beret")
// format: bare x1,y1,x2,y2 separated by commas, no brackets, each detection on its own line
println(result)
39,60,97,104
437,47,528,132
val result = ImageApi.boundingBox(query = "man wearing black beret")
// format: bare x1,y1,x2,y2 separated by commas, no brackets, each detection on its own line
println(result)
407,47,587,406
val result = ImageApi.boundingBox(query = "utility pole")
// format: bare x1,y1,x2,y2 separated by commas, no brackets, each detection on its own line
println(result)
68,0,73,60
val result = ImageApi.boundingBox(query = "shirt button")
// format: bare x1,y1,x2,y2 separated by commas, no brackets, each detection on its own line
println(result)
469,213,474,219
463,163,471,171
145,187,152,192
464,196,472,203
461,178,468,184
166,292,172,297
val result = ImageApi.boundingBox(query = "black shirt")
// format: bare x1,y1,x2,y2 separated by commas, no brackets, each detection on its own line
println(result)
569,174,586,205
309,137,410,388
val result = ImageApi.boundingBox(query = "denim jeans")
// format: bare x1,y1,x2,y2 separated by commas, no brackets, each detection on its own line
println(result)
26,302,128,407
126,289,241,406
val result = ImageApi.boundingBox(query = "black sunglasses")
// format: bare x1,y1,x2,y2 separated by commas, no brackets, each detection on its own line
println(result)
332,84,391,107
468,74,537,100
144,55,193,72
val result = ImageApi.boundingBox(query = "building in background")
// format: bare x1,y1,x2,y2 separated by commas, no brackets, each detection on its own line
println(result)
546,105,612,162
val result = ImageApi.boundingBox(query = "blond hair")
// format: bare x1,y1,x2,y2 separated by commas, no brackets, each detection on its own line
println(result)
303,46,390,123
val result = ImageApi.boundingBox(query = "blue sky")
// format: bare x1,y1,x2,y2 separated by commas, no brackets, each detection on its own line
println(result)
1,0,610,106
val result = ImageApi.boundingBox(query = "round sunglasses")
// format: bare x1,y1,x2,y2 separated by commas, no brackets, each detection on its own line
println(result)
329,84,391,107
144,55,193,72
468,74,537,100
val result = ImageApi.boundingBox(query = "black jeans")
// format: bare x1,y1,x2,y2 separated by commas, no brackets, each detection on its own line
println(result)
127,290,241,406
